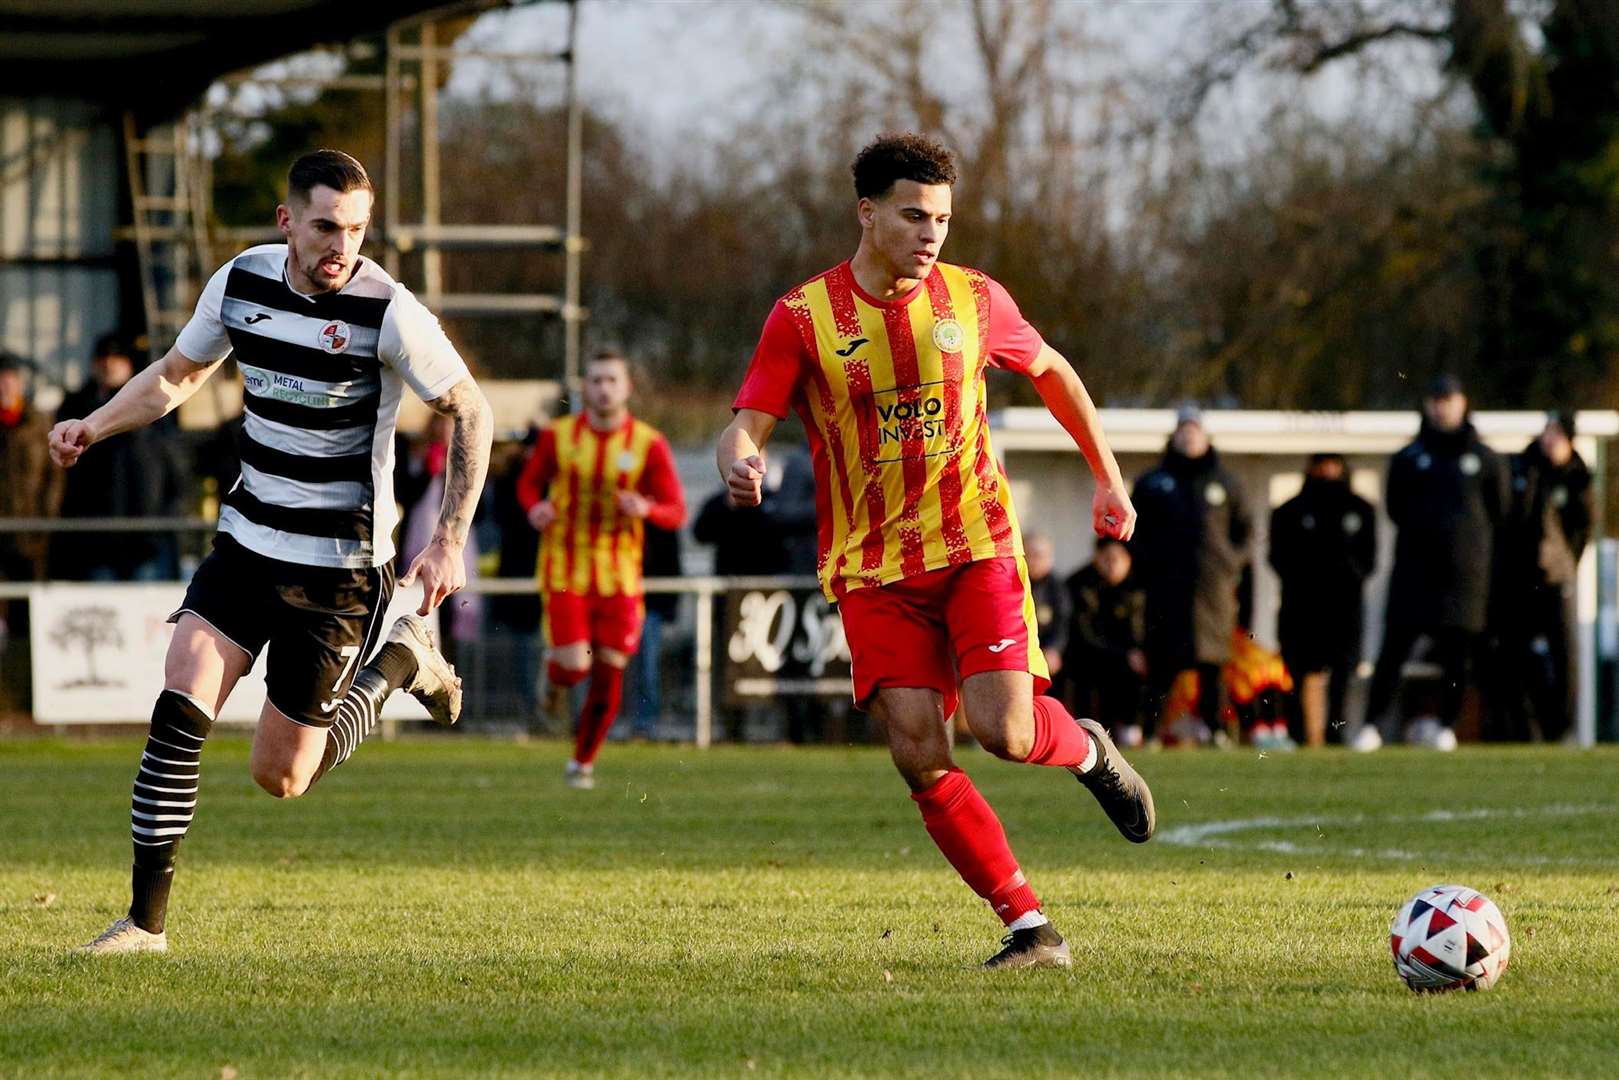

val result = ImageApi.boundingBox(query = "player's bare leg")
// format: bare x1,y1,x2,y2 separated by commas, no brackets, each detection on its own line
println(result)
962,670,1155,844
1299,672,1328,748
76,616,249,955
253,614,461,798
876,686,1070,970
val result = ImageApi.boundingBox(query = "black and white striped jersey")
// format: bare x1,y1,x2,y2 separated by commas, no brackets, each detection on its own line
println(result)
176,244,469,570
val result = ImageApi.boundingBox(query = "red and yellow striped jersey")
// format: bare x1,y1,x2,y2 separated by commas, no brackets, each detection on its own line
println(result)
516,413,686,597
734,260,1045,601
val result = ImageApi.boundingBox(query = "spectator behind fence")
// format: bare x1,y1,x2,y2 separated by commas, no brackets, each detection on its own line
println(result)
51,334,186,581
0,351,57,584
1025,533,1069,684
1492,411,1592,742
1130,405,1252,745
490,433,545,724
1,351,58,715
1268,452,1377,746
399,411,484,656
1357,375,1508,752
768,444,820,575
630,520,682,740
1061,537,1148,746
693,484,787,576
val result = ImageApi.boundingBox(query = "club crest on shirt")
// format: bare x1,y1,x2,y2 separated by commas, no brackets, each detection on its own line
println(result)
617,449,638,472
318,320,351,354
931,318,965,352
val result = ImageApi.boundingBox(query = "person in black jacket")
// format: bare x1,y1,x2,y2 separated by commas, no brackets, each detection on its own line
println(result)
1061,537,1149,746
51,334,186,581
1492,412,1592,742
1269,453,1377,746
1358,375,1509,751
1130,406,1252,743
1025,533,1070,685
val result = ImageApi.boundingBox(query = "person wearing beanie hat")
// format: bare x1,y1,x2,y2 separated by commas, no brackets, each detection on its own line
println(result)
1356,376,1508,751
1491,411,1592,741
1268,453,1377,746
1130,408,1253,745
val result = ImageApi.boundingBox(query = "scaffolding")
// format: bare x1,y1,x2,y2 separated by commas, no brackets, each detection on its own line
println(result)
120,0,586,396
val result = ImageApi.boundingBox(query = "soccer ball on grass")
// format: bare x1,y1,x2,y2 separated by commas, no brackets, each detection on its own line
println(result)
1389,884,1511,992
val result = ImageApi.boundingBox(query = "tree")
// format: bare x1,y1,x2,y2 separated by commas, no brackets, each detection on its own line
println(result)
49,606,124,689
1180,0,1619,406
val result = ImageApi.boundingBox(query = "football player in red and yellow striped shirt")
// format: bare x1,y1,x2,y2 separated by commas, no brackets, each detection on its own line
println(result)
518,350,686,787
717,134,1156,969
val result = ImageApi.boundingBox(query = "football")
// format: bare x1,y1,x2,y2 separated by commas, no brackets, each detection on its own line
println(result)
1390,884,1512,992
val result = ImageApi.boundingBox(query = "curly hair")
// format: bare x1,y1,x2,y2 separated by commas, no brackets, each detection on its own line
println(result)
851,133,957,200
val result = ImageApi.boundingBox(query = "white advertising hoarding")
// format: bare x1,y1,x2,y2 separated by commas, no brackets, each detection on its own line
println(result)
29,583,435,724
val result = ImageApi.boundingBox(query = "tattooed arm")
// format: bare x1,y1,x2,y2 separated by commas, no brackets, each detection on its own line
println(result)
399,376,494,615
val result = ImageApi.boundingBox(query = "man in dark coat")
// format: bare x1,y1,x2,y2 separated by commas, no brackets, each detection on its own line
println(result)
1358,375,1509,751
1130,406,1252,742
51,334,186,581
1269,453,1377,746
1493,411,1592,742
1025,533,1071,686
1062,537,1149,746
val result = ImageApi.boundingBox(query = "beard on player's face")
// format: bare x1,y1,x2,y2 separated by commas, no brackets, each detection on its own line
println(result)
280,186,371,294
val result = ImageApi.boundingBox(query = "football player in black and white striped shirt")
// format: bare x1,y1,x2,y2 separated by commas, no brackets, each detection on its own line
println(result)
50,150,494,955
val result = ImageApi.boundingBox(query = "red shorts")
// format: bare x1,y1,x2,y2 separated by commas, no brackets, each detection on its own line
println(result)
837,556,1050,718
544,591,645,655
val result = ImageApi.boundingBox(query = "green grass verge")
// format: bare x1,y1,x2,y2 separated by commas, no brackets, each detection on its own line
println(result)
2,738,1616,1078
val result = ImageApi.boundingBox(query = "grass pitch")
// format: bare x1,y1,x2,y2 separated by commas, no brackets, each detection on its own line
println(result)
2,737,1616,1078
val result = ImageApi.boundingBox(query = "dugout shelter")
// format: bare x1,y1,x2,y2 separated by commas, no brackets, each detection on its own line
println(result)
995,407,1619,747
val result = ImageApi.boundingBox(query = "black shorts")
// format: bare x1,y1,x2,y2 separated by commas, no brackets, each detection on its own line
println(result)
170,534,395,728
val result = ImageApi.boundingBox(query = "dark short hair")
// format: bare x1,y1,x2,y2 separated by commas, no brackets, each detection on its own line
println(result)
93,332,134,360
585,349,635,380
0,349,26,374
851,133,957,200
1307,452,1347,469
288,149,373,203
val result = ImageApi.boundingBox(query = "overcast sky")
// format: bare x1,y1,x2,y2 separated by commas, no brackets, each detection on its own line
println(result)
438,0,1450,170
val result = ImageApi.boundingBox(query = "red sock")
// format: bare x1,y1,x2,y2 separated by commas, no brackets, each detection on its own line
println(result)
1026,695,1095,767
547,659,588,688
911,768,1041,926
573,661,625,765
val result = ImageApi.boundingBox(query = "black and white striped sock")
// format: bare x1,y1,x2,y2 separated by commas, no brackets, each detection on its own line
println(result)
129,690,214,934
310,642,417,784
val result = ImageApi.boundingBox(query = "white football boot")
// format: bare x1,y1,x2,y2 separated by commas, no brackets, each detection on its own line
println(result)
75,916,167,956
1350,723,1384,752
386,615,463,726
565,760,595,790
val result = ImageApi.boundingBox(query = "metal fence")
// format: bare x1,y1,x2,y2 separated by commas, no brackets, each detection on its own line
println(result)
0,520,844,746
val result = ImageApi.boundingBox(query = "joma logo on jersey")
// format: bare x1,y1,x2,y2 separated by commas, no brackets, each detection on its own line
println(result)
871,382,960,463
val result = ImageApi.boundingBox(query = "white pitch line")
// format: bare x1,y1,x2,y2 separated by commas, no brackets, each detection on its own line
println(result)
1158,803,1618,865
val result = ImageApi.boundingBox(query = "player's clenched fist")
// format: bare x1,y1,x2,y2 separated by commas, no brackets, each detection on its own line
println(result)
1094,482,1136,541
727,454,766,507
48,419,96,469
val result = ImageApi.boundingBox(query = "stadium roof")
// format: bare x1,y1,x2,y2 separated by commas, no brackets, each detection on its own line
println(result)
0,1,500,115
